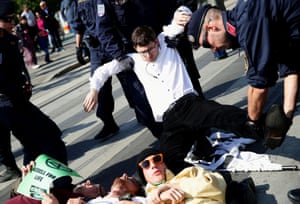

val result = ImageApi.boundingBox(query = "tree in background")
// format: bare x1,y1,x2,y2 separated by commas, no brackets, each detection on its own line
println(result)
14,0,61,14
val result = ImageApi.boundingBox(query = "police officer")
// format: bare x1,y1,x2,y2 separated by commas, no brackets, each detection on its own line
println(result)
186,0,300,149
95,0,206,139
73,0,120,140
0,0,68,182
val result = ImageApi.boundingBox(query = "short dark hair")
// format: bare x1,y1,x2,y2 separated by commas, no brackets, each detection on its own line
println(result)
131,26,157,48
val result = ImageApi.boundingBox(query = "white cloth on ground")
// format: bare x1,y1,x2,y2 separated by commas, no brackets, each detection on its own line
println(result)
184,131,283,172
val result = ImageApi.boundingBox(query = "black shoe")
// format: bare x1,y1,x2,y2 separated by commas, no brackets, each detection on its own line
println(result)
94,124,120,141
264,104,292,149
0,167,21,183
288,188,300,204
243,118,265,140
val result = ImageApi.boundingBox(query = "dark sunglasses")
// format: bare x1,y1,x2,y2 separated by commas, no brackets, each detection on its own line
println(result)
0,15,15,23
138,153,163,169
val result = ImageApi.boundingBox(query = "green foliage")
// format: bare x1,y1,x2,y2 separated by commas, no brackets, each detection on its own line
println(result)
14,0,62,15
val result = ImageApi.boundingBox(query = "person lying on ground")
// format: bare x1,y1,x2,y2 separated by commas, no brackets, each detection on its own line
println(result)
136,148,257,204
5,162,144,204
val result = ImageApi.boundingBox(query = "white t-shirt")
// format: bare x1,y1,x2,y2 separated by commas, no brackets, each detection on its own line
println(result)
87,196,147,204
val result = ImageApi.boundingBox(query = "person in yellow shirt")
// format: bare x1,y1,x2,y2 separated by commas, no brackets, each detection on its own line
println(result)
136,148,227,204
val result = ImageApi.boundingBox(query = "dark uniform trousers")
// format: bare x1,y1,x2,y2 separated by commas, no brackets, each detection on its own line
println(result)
0,124,17,169
89,45,115,125
0,99,67,166
160,94,258,174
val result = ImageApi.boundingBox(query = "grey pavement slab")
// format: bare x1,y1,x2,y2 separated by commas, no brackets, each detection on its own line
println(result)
1,3,300,203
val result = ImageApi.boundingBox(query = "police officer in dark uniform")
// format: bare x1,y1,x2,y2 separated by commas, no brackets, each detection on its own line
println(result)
73,0,120,140
0,0,69,183
95,0,206,140
187,0,300,149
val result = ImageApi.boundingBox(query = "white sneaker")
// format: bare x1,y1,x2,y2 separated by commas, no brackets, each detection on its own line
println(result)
32,64,40,69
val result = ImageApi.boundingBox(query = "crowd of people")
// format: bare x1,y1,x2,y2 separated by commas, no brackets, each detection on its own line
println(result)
0,0,299,203
14,1,64,70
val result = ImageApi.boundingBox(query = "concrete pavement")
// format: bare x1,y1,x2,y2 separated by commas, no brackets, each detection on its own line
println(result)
1,2,300,203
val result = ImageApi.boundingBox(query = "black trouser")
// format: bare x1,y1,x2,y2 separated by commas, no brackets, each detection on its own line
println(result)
160,94,255,174
90,46,115,126
0,99,67,166
0,124,19,169
48,28,63,49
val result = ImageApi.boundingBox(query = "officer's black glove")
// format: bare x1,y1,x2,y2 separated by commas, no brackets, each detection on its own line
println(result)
117,55,134,71
76,46,87,65
165,36,180,48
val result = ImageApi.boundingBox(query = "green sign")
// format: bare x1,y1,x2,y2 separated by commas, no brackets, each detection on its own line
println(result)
17,154,82,200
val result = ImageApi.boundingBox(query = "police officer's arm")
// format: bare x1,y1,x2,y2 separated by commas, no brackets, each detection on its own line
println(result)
0,32,32,102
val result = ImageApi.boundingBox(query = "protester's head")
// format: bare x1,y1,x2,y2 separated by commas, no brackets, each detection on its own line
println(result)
109,178,130,197
187,5,230,51
132,26,160,62
119,173,145,196
73,180,102,199
136,148,167,185
0,0,15,31
109,174,145,198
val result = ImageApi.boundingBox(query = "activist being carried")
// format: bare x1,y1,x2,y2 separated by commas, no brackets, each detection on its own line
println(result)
186,0,300,149
83,25,264,174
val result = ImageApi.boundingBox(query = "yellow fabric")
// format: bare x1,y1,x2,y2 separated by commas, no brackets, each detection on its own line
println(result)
146,167,226,204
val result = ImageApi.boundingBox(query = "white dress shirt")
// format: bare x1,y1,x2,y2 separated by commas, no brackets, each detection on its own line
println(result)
90,33,197,122
87,196,147,204
21,10,37,27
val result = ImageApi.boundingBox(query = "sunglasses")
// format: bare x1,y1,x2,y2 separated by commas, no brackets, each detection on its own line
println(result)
0,15,15,23
139,153,163,169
